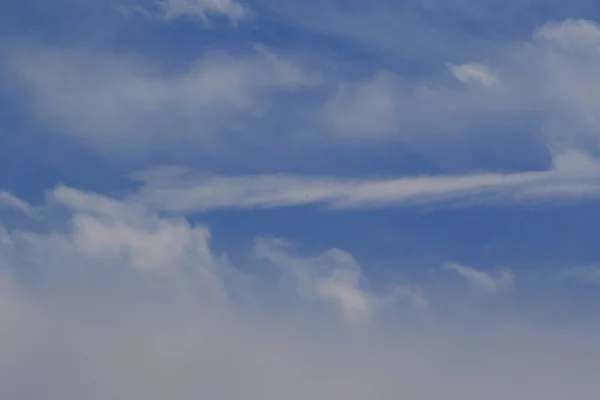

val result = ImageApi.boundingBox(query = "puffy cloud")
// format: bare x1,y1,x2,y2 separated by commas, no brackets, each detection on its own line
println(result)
1,185,600,399
533,19,600,50
255,238,373,323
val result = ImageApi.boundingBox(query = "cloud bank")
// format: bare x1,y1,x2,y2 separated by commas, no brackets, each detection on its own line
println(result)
0,186,599,399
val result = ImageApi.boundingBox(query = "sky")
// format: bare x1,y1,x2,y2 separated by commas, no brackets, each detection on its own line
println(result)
2,0,600,398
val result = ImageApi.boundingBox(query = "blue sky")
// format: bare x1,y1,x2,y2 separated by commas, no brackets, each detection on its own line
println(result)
2,0,600,398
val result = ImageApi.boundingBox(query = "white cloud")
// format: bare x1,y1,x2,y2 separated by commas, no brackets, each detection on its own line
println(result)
0,191,35,216
324,72,399,138
322,64,508,140
113,0,250,24
156,0,250,24
533,19,600,51
12,17,600,166
443,263,514,294
322,18,600,157
126,150,600,213
10,44,317,156
255,238,373,323
450,63,499,87
6,6,600,398
1,185,600,399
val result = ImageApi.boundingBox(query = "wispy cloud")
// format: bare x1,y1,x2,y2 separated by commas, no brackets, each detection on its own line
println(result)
112,0,250,24
322,19,600,159
443,263,514,294
0,191,36,216
124,150,600,213
255,238,374,324
9,44,317,156
252,0,496,62
10,16,600,168
155,0,250,24
557,263,600,285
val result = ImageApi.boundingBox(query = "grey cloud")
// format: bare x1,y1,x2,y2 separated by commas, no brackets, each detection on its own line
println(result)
1,186,600,399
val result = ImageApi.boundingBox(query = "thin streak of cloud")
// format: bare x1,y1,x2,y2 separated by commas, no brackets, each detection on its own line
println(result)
112,0,250,24
0,191,37,216
124,150,600,214
443,263,514,294
557,263,600,285
156,0,250,24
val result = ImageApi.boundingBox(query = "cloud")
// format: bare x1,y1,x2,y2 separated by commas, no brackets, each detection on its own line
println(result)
0,191,36,216
321,18,600,158
5,3,600,398
255,238,373,323
251,0,498,62
253,0,600,67
322,62,506,140
112,0,250,24
11,15,600,169
9,44,317,157
443,263,514,293
156,0,250,24
534,18,600,50
449,63,499,87
323,72,399,138
125,150,600,213
557,263,600,285
1,185,600,399
47,185,392,323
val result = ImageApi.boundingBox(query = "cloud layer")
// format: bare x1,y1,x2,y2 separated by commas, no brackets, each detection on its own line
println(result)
1,186,600,399
9,17,600,168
